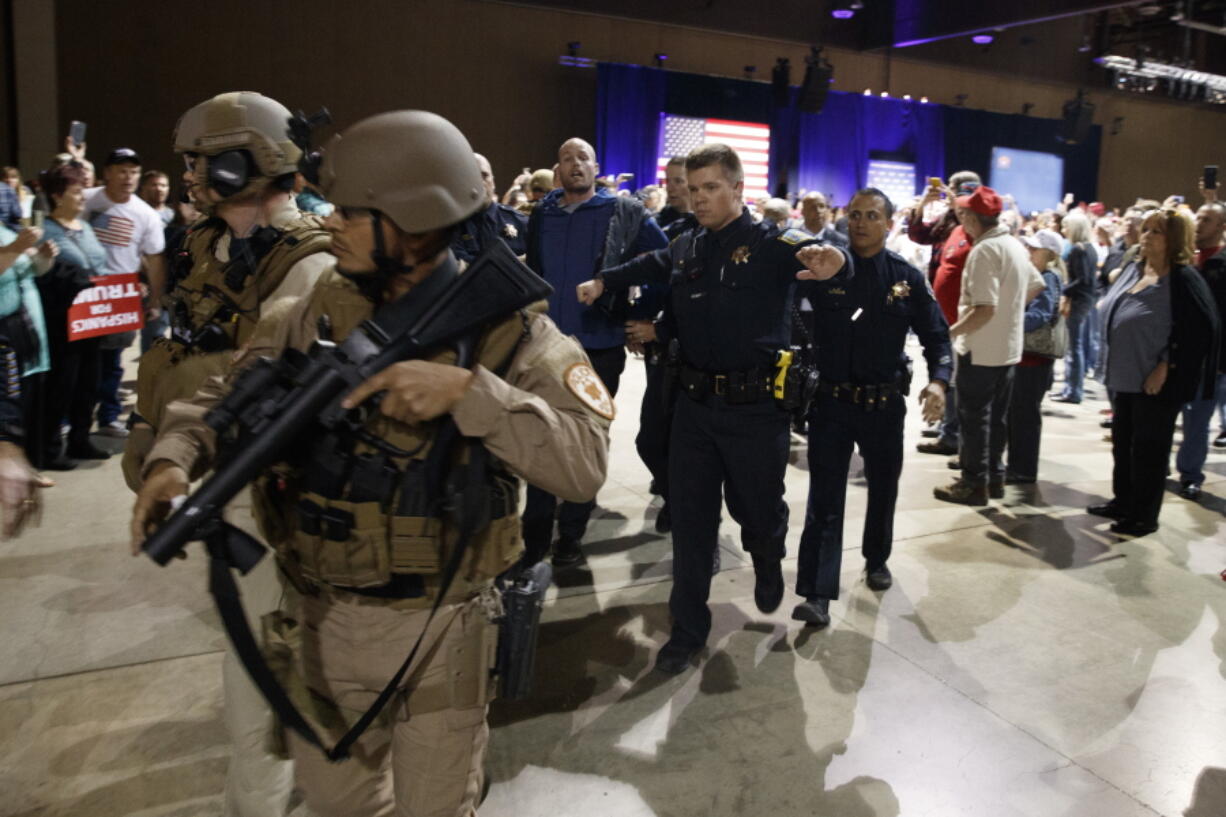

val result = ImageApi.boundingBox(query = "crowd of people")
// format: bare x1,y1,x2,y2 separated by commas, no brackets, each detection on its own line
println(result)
0,97,1222,817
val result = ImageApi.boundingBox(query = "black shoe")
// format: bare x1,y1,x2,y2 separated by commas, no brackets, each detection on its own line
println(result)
947,456,961,470
920,426,940,438
917,439,958,456
649,478,661,496
866,565,893,591
1050,394,1081,404
792,597,830,627
1214,431,1226,449
1099,418,1113,429
988,481,1004,499
44,455,79,471
655,503,671,533
66,442,111,460
1178,481,1202,501
654,640,699,675
1110,519,1158,536
550,537,582,568
1004,473,1036,485
1087,502,1126,520
712,546,721,575
752,556,784,613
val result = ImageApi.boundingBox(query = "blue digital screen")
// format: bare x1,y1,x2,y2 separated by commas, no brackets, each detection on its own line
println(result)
990,147,1064,214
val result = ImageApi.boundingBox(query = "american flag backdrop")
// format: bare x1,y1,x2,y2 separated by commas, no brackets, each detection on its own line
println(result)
657,114,771,202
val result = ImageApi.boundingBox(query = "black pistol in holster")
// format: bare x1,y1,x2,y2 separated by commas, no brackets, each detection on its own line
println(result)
774,348,820,414
494,559,553,699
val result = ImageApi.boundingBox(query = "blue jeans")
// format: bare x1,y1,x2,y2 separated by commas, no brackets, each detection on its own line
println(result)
1086,301,1102,379
1176,373,1226,486
937,357,960,445
1061,299,1093,401
96,348,124,425
140,310,170,354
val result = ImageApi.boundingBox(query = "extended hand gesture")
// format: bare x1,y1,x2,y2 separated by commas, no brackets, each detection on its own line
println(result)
795,245,845,281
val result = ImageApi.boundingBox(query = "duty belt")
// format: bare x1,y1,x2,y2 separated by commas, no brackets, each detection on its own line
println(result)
816,380,901,411
679,364,772,404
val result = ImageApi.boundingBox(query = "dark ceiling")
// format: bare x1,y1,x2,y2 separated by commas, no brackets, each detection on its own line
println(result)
509,0,1226,85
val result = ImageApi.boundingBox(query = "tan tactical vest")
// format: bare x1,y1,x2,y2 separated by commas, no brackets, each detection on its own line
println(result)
136,215,330,430
250,270,537,608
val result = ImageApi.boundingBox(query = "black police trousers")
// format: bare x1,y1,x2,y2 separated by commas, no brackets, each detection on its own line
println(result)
522,345,625,560
668,392,790,650
795,392,905,601
635,356,675,500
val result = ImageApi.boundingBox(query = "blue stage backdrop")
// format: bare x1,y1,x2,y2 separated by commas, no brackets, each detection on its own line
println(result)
594,62,1100,208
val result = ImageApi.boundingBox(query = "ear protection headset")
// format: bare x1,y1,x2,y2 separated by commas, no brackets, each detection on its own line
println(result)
204,149,258,199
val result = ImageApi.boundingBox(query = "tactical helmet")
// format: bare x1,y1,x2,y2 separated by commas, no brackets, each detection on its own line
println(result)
173,92,301,200
319,110,484,234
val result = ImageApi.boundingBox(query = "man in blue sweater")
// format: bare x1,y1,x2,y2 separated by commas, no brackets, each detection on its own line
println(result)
524,137,668,566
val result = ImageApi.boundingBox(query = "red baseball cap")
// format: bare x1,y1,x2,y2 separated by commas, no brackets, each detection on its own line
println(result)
956,185,1002,217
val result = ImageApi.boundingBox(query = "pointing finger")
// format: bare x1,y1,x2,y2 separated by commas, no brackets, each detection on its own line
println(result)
341,370,390,410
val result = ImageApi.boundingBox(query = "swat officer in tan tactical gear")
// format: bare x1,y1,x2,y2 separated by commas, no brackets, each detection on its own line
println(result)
130,110,611,817
123,91,333,817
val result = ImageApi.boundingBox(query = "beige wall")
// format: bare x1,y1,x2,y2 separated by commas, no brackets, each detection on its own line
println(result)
9,0,58,181
47,0,1224,208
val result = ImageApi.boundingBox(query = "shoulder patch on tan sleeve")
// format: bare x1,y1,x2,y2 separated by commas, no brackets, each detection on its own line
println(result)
564,362,616,420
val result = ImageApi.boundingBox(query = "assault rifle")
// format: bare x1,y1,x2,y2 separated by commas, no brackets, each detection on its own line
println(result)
142,239,552,568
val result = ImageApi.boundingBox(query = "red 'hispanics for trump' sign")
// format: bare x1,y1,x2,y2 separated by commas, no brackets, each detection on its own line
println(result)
67,273,145,341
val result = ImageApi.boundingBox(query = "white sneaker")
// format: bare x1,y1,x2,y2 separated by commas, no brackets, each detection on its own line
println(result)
98,420,129,438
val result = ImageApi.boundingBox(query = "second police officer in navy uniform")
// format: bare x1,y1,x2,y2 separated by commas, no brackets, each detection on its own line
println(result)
578,144,850,674
451,153,528,262
792,188,952,627
623,158,700,532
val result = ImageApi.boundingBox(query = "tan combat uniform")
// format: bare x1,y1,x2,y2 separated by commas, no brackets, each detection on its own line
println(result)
145,265,611,817
127,199,331,817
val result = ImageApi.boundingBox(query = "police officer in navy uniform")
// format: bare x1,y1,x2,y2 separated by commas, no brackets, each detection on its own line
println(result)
792,188,952,628
451,153,527,263
624,160,699,529
578,144,848,674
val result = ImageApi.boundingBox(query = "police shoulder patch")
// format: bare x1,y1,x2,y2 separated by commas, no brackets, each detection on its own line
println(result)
564,362,616,420
778,228,811,245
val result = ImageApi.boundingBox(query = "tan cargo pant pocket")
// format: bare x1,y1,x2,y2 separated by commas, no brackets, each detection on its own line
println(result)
448,607,499,710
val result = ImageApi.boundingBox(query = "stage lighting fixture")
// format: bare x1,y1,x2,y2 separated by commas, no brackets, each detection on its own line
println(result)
831,6,855,19
744,65,757,79
903,94,912,100
559,41,594,68
654,53,668,68
864,88,873,95
972,34,994,45
1096,54,1226,106
880,91,889,97
1021,102,1035,115
920,96,929,103
568,41,580,57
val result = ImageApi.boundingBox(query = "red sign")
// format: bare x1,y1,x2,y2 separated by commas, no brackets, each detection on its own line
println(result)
67,272,146,341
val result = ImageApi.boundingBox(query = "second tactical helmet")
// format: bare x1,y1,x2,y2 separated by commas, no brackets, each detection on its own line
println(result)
174,91,302,201
318,110,485,234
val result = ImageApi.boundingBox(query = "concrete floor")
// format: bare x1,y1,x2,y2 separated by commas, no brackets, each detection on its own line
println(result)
2,343,1224,817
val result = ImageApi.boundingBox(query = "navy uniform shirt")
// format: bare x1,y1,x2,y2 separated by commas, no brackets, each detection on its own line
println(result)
602,208,849,373
452,201,528,263
810,247,952,387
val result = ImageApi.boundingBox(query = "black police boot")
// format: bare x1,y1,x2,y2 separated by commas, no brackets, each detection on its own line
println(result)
551,537,583,568
866,564,893,591
791,597,830,628
67,441,112,460
1087,502,1126,520
655,502,671,534
649,478,661,496
654,639,700,675
752,556,784,614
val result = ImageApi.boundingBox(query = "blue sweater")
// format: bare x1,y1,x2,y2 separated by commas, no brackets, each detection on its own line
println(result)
528,188,667,349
